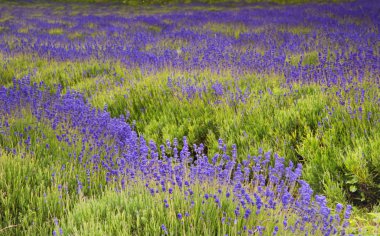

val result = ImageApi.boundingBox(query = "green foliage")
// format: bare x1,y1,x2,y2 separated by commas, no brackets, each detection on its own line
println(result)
48,28,64,35
0,110,107,235
287,51,319,66
1,53,379,210
0,3,378,233
60,182,298,235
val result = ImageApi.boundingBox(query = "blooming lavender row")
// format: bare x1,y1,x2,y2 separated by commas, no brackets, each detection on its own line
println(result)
0,0,378,83
0,78,353,235
167,76,251,105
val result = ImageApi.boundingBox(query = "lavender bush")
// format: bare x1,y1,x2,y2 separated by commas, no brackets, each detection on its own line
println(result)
0,0,379,235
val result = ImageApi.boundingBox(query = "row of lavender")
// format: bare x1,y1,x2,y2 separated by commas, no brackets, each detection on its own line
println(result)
0,1,378,234
0,1,378,82
0,78,354,235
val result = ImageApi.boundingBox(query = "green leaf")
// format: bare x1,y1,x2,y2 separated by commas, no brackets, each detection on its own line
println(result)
346,178,358,185
360,192,366,202
367,213,380,221
349,185,357,193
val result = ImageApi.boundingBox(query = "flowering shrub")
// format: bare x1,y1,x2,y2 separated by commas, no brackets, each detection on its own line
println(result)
0,0,379,234
1,79,354,235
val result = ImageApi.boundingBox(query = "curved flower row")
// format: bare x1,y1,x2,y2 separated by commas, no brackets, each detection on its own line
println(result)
0,79,353,235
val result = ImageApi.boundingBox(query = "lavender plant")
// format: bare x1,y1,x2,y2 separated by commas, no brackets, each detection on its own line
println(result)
0,80,354,235
0,0,379,235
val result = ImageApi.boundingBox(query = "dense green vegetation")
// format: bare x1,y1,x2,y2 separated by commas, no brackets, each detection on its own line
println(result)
0,1,379,235
1,54,379,209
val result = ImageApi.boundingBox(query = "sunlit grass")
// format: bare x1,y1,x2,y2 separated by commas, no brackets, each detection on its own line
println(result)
48,28,64,35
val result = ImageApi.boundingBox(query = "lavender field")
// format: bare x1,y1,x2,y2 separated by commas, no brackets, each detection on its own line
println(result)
0,0,379,235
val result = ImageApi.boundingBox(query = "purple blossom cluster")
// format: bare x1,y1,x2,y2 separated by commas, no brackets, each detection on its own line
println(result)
0,79,353,234
167,76,250,105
